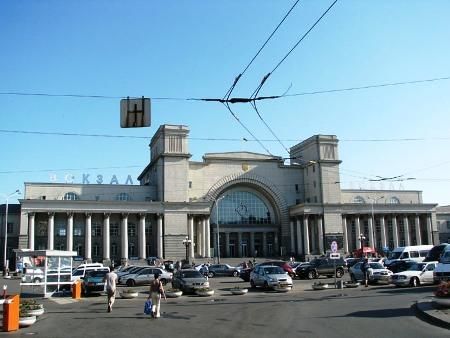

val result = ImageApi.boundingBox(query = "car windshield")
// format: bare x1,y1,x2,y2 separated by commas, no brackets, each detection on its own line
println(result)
441,252,450,263
407,263,425,271
369,263,384,269
263,267,284,274
389,252,402,259
181,271,203,278
87,270,107,277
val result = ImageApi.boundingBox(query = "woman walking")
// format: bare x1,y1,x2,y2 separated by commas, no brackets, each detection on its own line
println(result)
149,273,166,318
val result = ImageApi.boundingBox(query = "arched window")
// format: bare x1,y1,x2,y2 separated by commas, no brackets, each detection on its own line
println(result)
63,192,79,200
389,197,400,204
212,191,273,225
353,196,365,204
117,193,131,201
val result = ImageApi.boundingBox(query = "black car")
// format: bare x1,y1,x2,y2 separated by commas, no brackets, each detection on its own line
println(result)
386,260,416,273
295,257,345,279
239,268,253,282
207,264,240,277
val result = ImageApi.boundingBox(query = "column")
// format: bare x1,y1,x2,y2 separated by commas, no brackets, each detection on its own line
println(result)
48,212,54,250
120,214,128,261
415,215,422,245
205,217,211,258
28,213,35,250
290,220,295,254
404,215,410,246
262,232,267,257
311,217,317,253
196,219,202,256
318,216,324,254
392,216,399,248
139,213,146,259
368,216,374,249
66,212,73,252
342,216,348,254
380,216,387,249
237,232,242,257
188,216,194,260
355,215,361,250
85,213,92,261
103,213,110,260
157,214,163,259
225,232,230,257
303,215,310,255
426,215,433,245
202,218,206,257
296,218,303,255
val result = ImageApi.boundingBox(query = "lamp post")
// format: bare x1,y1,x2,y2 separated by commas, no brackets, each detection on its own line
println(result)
368,196,384,250
182,236,192,264
358,233,366,256
214,195,226,264
2,190,20,275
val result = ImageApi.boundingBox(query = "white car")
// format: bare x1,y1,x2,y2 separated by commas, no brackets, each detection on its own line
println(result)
119,267,172,287
250,265,293,290
391,261,438,287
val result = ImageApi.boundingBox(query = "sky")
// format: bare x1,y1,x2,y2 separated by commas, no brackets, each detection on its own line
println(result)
1,0,450,206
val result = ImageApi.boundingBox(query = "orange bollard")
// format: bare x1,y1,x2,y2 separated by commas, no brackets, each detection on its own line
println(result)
3,294,20,332
72,281,81,299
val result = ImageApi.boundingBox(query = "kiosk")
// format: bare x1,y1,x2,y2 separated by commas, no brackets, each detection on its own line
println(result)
14,250,77,298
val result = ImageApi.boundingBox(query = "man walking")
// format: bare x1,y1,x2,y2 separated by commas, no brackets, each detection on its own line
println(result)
104,267,118,313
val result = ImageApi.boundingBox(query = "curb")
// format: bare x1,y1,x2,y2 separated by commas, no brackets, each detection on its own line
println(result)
412,299,450,330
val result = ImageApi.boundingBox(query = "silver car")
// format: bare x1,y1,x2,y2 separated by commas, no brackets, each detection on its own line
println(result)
349,262,392,284
250,265,293,290
171,269,210,293
119,267,172,287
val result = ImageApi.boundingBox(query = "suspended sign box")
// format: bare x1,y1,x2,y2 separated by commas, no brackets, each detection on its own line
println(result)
120,97,151,128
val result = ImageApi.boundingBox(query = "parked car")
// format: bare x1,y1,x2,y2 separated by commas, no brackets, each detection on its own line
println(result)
171,269,209,293
250,265,293,290
116,266,145,279
433,248,450,282
295,257,345,279
386,260,416,274
391,261,438,287
82,269,110,295
207,264,240,277
259,260,295,277
71,264,108,282
344,258,359,269
349,262,392,284
119,267,172,287
424,243,450,262
384,245,433,266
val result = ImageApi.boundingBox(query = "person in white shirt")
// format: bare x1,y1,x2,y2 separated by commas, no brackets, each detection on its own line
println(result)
103,268,118,313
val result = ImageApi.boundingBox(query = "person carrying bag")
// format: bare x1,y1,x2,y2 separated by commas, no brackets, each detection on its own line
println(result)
149,273,166,318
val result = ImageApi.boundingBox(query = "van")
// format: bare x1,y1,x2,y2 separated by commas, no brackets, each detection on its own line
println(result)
424,243,450,262
71,263,106,282
385,245,433,266
434,247,450,282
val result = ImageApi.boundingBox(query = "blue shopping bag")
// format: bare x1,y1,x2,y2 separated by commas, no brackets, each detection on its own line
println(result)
144,299,152,315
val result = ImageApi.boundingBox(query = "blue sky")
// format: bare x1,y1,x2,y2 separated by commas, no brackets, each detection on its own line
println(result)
1,0,449,205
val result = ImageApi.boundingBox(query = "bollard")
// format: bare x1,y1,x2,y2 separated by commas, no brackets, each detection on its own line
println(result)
72,280,81,299
3,294,20,332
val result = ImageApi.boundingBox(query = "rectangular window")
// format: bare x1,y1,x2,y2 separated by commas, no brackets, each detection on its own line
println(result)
57,228,66,236
189,181,192,189
92,225,102,237
145,222,152,236
110,223,119,236
74,228,83,236
93,245,100,256
128,223,136,237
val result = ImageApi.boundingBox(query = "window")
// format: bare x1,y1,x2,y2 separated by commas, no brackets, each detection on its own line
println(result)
353,196,365,204
74,227,83,236
189,181,192,189
447,221,450,229
389,197,400,204
117,193,130,201
92,223,102,237
56,227,66,237
111,243,118,256
110,223,119,236
76,244,83,256
38,222,48,236
63,192,79,200
128,223,136,237
410,251,419,258
93,244,100,256
129,243,136,257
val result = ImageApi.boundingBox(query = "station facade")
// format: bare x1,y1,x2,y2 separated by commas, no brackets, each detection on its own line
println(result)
12,124,439,265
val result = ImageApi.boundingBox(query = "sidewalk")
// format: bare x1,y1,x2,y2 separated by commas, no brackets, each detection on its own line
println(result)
414,297,450,329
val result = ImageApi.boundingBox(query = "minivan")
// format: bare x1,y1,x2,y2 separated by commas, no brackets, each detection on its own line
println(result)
385,245,433,266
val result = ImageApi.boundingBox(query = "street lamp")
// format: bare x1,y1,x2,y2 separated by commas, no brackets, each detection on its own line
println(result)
358,233,366,254
182,236,192,264
2,190,20,275
214,195,227,264
368,196,384,250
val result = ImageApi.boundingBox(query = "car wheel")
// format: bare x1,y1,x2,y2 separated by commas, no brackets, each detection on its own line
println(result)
160,279,167,285
263,281,269,290
350,274,356,283
33,277,41,284
126,279,135,287
307,270,316,280
250,280,256,289
208,272,214,278
410,277,419,287
336,269,344,278
232,271,239,277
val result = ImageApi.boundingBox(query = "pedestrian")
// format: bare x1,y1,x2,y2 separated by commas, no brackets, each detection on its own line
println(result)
149,273,166,318
361,258,370,287
103,267,118,313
